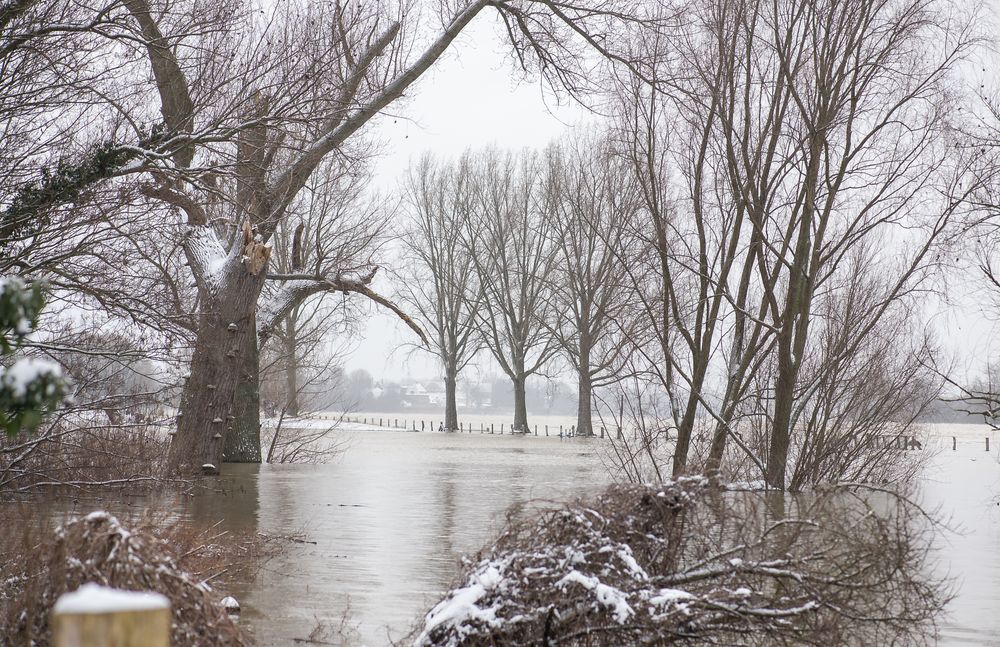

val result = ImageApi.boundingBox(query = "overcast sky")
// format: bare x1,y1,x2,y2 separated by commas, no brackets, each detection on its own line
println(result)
340,7,1000,387
340,12,585,383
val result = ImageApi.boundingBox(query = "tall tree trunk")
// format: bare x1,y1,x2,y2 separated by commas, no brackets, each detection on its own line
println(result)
284,317,299,417
576,369,593,437
766,140,822,490
672,357,710,477
225,331,262,463
512,374,528,432
444,368,458,432
169,262,265,473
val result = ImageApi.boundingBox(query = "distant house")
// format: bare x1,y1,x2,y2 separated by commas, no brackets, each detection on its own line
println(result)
403,382,431,406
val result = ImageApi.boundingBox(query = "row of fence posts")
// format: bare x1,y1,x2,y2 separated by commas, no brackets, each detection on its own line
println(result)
949,436,991,451
326,414,641,440
323,420,998,450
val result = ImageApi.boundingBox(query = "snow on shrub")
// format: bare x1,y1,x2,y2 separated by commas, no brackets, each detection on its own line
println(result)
412,478,946,646
0,277,66,436
0,511,250,646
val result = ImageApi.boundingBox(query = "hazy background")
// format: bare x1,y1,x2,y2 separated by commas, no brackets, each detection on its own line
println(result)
337,11,998,393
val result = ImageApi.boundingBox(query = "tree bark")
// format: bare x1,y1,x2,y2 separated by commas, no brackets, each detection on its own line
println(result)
576,369,593,437
169,256,266,472
225,328,262,463
444,368,458,432
284,316,299,417
512,374,528,432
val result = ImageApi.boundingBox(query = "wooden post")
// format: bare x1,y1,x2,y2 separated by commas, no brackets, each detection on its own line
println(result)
545,425,549,436
501,423,504,435
534,425,537,436
953,436,956,451
491,424,494,434
53,584,170,647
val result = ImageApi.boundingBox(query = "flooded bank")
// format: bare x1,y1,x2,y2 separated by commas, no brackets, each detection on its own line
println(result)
8,424,999,645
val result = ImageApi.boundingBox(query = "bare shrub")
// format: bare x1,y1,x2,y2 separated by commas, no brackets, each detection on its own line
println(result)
0,510,281,646
262,413,347,464
0,417,171,492
411,479,948,646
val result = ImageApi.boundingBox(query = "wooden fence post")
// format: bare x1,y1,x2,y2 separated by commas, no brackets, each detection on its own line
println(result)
53,584,170,647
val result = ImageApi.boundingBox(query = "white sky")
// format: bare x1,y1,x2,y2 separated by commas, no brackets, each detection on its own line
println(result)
342,12,584,382
340,6,1000,387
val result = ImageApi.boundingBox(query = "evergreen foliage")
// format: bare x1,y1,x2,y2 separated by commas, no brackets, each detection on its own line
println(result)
0,277,65,435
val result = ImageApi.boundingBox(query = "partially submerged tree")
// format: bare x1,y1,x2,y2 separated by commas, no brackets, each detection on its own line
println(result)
464,149,559,432
545,135,643,436
399,154,482,432
616,0,976,488
106,0,655,472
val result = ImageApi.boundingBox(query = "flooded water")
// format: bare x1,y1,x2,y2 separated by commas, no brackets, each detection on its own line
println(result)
12,423,1000,645
224,429,609,645
921,426,1000,646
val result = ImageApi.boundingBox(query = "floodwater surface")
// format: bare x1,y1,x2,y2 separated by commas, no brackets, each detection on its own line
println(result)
224,430,610,645
21,423,1000,645
207,424,1000,646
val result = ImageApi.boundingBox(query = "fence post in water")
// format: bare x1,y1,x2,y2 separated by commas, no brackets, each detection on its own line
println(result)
491,424,494,434
534,425,537,436
545,425,549,436
953,436,956,451
53,584,170,647
560,425,563,435
501,423,504,434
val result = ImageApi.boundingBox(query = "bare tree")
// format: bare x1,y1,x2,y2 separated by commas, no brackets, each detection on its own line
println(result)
464,148,559,432
99,0,656,473
544,133,644,436
616,0,977,489
398,154,482,432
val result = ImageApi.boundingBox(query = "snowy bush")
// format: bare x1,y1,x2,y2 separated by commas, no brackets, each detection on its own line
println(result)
412,478,947,646
0,511,253,646
0,277,65,436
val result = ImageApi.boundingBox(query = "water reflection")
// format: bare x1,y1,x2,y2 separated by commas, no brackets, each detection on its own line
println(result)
224,432,608,645
11,427,998,646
